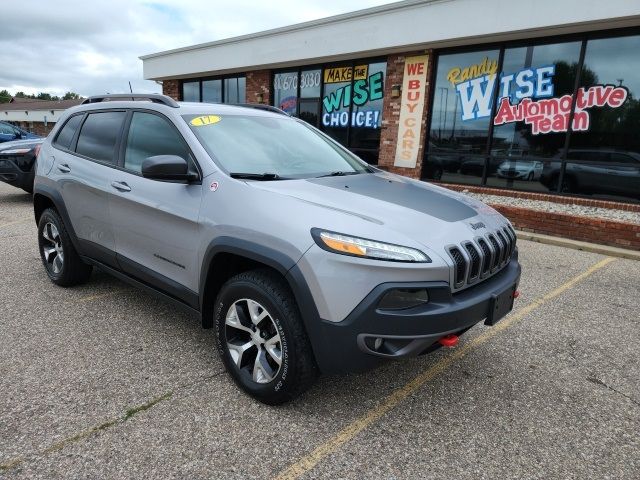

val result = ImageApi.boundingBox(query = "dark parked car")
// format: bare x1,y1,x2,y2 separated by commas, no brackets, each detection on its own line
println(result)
0,121,40,143
540,149,640,200
0,138,43,192
459,156,503,177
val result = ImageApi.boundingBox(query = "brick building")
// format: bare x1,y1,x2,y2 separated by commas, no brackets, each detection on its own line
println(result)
140,0,640,249
0,98,84,136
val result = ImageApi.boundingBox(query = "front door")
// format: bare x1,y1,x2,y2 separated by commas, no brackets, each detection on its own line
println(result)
108,111,202,303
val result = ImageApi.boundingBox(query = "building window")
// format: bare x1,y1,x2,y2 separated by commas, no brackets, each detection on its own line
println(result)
426,49,499,185
424,30,640,203
276,59,386,164
181,75,245,104
182,81,200,102
202,79,222,103
564,34,640,203
487,41,582,190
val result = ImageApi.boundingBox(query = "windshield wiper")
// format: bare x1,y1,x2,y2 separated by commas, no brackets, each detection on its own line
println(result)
230,172,286,181
316,171,362,178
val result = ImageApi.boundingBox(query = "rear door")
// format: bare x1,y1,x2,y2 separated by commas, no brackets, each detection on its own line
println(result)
52,110,126,266
108,110,202,304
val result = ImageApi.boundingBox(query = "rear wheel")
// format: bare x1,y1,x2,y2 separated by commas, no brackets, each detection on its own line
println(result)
38,208,92,286
214,269,318,404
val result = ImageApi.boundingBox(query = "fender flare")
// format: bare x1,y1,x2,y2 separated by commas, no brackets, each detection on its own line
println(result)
198,238,330,368
33,184,83,254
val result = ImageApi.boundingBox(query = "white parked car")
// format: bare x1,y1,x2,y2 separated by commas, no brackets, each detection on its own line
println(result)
497,160,544,181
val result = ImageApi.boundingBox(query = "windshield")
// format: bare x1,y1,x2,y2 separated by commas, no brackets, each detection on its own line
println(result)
183,114,371,179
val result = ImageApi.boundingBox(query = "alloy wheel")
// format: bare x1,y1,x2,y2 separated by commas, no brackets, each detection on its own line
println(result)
224,298,283,384
42,222,64,274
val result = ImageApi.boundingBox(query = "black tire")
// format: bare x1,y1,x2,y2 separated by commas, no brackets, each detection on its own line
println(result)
37,208,92,286
526,171,534,181
214,269,318,405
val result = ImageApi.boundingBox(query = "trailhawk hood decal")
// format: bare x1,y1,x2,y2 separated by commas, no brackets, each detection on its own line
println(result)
251,173,495,224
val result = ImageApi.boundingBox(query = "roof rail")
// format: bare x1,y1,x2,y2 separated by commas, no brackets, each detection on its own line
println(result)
81,94,179,108
234,103,289,115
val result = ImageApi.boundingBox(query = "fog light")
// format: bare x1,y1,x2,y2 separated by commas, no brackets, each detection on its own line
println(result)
374,338,384,350
378,288,429,310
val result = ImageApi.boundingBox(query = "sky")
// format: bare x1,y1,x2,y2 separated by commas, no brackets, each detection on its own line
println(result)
0,0,393,98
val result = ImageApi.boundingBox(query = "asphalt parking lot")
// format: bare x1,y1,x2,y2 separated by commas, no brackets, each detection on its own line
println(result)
1,181,639,479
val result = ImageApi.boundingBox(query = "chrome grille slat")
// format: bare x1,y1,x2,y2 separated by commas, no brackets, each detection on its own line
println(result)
495,230,508,265
463,242,481,281
476,238,492,276
448,247,466,287
487,234,501,271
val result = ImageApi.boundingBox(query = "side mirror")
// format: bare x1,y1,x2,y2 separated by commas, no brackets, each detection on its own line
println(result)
141,155,197,182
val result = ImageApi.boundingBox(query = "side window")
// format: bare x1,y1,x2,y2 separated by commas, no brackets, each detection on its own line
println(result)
124,112,192,174
76,111,126,164
0,123,13,135
54,114,84,150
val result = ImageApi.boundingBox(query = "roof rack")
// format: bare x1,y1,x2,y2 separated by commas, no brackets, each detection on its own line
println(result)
81,94,179,108
234,103,289,115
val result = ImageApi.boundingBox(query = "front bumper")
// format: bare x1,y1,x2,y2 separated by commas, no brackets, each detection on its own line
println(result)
291,253,521,374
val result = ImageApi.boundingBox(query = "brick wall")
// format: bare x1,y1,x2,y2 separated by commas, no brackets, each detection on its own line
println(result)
162,80,180,101
16,121,53,136
490,204,640,250
377,51,432,179
246,70,271,104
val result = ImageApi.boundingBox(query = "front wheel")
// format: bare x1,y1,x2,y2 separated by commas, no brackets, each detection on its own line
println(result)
214,269,318,404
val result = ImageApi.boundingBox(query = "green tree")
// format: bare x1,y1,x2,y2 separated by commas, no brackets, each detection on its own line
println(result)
62,92,81,100
0,89,11,103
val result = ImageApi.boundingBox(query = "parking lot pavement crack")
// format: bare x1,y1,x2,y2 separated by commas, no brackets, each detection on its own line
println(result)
0,371,227,473
0,390,174,473
586,374,640,407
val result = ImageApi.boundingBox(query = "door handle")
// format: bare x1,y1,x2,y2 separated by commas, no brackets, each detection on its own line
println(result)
57,163,71,173
111,181,131,192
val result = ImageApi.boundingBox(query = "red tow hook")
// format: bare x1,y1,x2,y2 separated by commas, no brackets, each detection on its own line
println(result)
438,334,459,348
513,290,521,299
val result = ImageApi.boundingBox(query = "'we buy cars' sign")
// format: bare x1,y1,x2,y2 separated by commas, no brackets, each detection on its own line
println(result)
394,55,429,168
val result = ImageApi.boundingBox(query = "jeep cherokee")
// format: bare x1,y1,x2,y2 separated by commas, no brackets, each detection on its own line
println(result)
33,94,521,404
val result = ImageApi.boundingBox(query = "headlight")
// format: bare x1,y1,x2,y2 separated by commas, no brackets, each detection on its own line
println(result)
311,229,430,262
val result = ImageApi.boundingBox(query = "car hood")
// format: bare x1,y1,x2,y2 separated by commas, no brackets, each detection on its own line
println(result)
248,172,508,253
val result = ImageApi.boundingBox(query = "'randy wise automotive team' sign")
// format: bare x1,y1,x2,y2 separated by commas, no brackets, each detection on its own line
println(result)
449,57,629,135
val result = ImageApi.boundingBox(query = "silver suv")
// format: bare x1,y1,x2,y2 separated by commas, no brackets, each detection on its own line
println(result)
33,94,521,404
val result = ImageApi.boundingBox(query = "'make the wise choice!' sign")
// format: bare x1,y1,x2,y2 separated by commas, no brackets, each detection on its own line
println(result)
394,55,428,168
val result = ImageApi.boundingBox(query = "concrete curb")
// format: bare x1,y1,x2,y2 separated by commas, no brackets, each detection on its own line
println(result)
515,230,640,261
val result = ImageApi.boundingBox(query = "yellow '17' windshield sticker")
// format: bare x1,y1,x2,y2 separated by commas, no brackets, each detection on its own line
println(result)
190,115,221,126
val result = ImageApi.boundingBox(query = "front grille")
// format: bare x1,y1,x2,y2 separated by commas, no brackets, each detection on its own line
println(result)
447,225,516,291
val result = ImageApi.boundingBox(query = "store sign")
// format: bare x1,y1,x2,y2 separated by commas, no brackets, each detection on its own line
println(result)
449,60,629,135
324,65,368,84
394,55,429,168
321,66,384,129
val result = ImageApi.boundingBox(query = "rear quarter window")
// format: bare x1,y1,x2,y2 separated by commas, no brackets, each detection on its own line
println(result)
75,111,126,164
54,114,84,150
